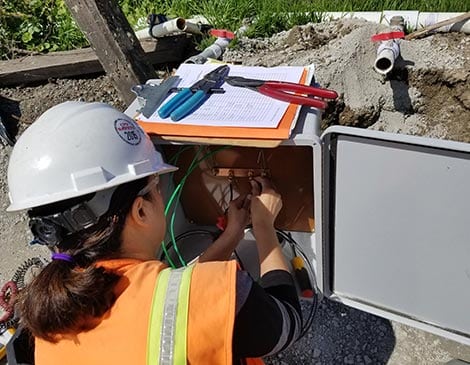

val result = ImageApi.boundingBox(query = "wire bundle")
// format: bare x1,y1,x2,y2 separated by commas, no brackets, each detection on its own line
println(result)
162,146,229,268
276,229,318,339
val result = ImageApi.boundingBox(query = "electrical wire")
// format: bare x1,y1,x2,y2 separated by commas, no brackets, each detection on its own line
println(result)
169,146,206,267
275,229,318,340
160,229,215,261
165,145,193,200
161,228,247,272
161,145,317,337
233,250,245,271
167,146,193,164
164,147,204,267
228,181,234,211
160,225,316,338
159,146,193,268
225,183,246,270
163,146,230,268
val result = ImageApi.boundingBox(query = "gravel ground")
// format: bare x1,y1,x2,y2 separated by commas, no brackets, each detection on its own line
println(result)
1,18,470,364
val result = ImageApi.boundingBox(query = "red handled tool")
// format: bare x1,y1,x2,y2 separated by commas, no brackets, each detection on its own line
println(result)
224,76,338,110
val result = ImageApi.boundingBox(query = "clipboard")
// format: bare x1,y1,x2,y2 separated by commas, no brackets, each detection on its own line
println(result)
137,66,309,141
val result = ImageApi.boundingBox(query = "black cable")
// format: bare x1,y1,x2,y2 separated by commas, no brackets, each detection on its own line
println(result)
12,257,45,289
229,182,234,202
275,229,318,340
160,229,215,262
161,227,248,272
233,249,245,271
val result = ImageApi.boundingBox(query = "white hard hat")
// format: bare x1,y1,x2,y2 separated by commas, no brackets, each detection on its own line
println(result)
7,101,177,212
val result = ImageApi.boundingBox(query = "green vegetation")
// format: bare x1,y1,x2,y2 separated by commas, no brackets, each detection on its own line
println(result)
0,0,87,59
0,0,467,60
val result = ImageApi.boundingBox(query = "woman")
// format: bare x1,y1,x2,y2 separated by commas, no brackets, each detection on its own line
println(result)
6,101,301,364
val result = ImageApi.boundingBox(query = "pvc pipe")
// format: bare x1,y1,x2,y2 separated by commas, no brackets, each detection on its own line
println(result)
184,37,231,64
135,11,469,40
135,27,152,39
135,18,202,39
374,16,404,75
324,11,470,34
151,18,185,37
183,21,202,34
374,41,400,75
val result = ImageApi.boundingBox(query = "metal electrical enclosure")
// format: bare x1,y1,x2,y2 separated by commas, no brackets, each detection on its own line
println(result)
318,126,470,345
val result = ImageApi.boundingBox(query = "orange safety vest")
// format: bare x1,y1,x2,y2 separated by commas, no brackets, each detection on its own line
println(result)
35,259,264,365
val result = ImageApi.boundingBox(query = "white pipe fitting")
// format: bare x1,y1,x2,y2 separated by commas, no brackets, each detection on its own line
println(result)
151,18,186,37
374,41,400,75
185,37,231,64
182,21,202,35
373,16,404,75
135,18,202,39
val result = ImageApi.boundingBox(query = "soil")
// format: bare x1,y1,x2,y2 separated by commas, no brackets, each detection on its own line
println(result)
0,18,469,364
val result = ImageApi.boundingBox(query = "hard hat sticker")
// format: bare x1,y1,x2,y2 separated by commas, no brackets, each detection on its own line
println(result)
114,119,142,145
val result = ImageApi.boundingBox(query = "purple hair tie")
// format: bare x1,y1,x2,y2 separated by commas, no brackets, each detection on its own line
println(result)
51,253,75,263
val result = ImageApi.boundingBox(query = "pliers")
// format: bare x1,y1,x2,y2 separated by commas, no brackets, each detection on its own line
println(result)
224,76,338,110
158,65,230,121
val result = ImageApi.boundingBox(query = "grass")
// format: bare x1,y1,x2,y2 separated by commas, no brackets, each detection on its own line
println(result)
0,0,87,59
0,0,468,60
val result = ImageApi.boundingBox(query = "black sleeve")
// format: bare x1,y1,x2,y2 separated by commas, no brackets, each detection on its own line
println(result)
6,326,35,365
232,270,302,361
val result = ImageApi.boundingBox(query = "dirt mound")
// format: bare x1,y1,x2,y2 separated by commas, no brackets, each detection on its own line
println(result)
225,19,470,142
0,77,126,127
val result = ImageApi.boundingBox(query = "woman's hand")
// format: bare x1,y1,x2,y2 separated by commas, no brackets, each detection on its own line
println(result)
198,194,250,262
250,177,282,229
249,177,289,275
224,194,251,242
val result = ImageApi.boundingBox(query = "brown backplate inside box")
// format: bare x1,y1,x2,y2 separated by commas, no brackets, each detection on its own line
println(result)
163,145,314,232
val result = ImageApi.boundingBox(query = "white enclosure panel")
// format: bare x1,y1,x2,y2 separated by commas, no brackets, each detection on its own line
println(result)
332,135,470,337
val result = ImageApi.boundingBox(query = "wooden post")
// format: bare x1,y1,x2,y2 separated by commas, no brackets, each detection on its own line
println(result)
63,0,156,104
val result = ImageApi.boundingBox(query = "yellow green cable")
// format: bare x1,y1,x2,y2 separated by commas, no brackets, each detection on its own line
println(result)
159,147,192,268
164,146,231,267
164,147,204,267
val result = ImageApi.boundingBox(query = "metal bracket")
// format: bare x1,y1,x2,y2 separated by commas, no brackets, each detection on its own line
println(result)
211,168,270,179
131,75,180,118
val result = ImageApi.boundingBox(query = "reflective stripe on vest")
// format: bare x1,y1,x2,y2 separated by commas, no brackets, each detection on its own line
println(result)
147,265,194,365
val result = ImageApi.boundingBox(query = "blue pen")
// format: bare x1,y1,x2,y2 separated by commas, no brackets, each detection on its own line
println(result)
158,65,230,122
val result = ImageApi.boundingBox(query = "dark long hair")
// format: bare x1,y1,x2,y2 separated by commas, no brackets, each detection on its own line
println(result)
18,177,149,342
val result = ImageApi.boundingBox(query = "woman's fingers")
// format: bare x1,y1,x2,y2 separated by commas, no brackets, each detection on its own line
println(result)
250,179,261,196
253,176,276,192
243,194,252,210
231,193,246,208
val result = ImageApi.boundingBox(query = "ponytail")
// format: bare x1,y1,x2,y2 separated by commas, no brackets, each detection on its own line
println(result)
18,262,118,342
18,177,148,342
